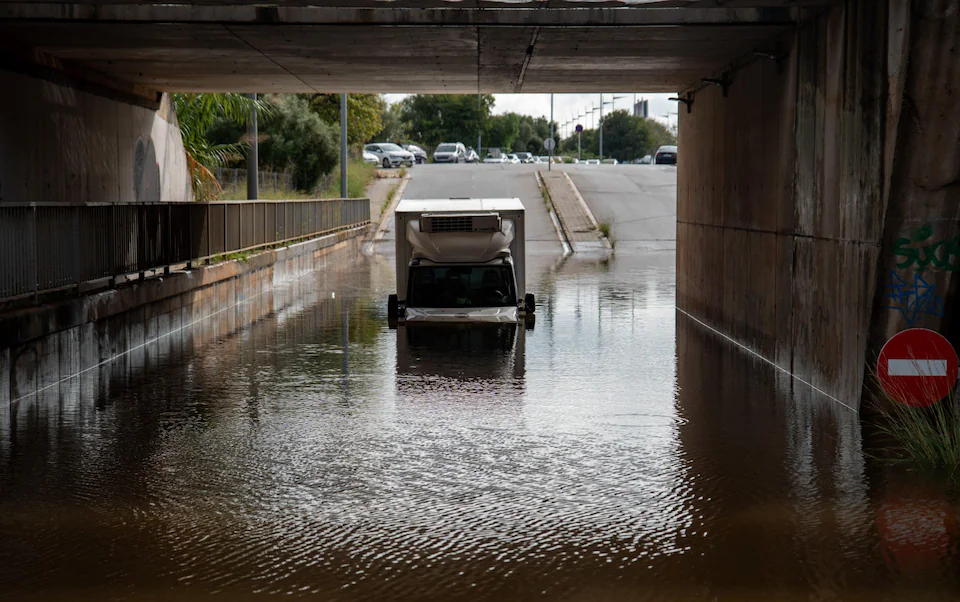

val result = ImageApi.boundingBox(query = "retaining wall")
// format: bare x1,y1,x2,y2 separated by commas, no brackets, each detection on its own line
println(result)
1,227,365,405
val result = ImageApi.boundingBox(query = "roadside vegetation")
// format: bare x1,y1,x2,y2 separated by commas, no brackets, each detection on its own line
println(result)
868,372,960,478
174,92,676,202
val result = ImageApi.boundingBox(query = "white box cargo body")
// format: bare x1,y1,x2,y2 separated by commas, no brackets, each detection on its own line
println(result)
391,198,530,323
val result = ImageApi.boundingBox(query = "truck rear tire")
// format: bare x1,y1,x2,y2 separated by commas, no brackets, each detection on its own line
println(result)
524,293,535,313
388,294,399,319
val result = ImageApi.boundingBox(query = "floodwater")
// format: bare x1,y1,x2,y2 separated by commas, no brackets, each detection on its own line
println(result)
2,243,960,601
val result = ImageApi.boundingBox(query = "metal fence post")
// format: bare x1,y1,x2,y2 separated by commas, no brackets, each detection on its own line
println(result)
164,204,172,276
32,206,39,301
138,205,146,281
187,205,193,270
73,205,81,295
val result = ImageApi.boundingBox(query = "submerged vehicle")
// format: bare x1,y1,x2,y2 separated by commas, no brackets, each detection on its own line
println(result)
388,198,535,324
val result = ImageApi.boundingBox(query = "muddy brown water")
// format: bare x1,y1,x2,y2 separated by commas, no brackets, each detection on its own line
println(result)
2,245,960,601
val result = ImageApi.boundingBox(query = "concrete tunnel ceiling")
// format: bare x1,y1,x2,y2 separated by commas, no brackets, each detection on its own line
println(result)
0,1,840,95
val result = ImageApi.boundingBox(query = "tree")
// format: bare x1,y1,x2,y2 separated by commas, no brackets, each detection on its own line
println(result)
560,111,677,161
306,94,385,147
375,102,410,143
172,93,274,200
400,94,495,150
483,112,520,151
258,95,339,193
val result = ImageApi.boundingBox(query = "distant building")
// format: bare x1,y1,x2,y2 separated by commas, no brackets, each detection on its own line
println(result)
633,99,649,118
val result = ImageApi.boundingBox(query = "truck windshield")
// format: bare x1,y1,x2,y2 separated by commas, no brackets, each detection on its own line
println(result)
408,266,517,309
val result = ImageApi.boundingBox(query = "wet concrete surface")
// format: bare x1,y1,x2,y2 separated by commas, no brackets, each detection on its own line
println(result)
2,165,960,601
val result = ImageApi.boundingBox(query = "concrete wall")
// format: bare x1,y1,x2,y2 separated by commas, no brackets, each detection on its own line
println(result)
0,227,365,405
677,0,889,405
0,69,192,204
869,1,960,347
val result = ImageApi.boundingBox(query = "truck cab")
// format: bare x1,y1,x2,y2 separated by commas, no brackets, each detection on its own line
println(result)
388,199,535,324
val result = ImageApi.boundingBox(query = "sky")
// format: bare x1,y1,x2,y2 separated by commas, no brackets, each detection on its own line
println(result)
383,93,679,138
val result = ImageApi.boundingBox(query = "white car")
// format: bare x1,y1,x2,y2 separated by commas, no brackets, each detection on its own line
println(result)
483,153,506,164
506,154,521,164
362,150,379,165
583,159,600,165
364,142,414,168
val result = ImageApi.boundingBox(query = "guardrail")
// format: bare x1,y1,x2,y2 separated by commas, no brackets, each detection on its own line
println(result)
0,198,370,304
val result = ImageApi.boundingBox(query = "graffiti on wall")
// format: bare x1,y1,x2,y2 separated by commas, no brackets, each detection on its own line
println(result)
882,270,945,326
892,224,960,273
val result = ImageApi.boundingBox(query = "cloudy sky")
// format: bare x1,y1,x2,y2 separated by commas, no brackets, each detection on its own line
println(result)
384,92,679,137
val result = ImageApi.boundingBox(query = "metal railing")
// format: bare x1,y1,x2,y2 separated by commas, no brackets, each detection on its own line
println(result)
0,198,370,303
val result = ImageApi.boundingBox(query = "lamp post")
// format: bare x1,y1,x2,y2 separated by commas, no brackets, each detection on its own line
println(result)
340,93,347,198
245,93,258,200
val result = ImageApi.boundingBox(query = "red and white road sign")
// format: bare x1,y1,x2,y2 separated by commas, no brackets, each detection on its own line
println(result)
877,328,958,407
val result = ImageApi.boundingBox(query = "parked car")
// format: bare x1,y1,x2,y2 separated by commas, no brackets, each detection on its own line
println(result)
601,158,619,165
583,159,600,165
531,156,543,164
365,142,415,168
638,155,654,164
465,148,480,163
516,152,534,163
362,150,380,165
506,153,521,164
483,152,506,164
433,142,466,163
403,144,428,164
655,145,678,165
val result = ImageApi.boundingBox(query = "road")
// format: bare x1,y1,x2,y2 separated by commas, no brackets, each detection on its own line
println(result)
0,163,948,601
399,163,561,247
561,164,677,251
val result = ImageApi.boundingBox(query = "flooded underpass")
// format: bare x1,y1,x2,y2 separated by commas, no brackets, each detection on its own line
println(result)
3,167,960,601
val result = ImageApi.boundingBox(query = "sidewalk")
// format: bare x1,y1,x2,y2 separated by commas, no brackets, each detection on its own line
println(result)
538,170,609,254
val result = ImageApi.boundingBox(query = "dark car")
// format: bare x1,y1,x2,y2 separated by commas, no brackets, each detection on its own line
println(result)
402,144,428,165
654,145,677,165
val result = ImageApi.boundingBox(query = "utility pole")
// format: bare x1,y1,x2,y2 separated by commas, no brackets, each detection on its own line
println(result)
599,93,603,160
245,93,258,200
340,93,348,198
477,93,482,158
548,93,554,172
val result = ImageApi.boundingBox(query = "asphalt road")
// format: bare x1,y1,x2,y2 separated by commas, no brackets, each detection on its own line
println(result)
561,164,677,251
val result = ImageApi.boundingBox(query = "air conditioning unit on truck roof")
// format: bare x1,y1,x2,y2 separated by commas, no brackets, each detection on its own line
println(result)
387,198,535,324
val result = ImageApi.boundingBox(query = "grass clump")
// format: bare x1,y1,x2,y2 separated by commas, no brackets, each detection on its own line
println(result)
538,176,553,210
597,220,615,248
319,159,378,199
209,250,253,264
382,181,402,217
868,371,960,477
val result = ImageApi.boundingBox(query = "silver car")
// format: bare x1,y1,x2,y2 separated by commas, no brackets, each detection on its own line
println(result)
365,143,414,168
433,142,465,163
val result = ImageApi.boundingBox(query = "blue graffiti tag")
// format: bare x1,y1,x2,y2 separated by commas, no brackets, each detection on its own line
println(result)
883,271,945,326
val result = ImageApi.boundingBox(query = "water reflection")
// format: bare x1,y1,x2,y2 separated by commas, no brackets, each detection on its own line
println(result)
2,249,960,600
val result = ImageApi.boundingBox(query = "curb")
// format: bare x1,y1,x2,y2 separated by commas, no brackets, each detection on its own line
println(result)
535,171,573,257
363,175,410,254
561,171,614,251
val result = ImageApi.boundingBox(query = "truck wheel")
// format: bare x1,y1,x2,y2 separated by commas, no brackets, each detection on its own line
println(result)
524,293,535,313
388,294,399,319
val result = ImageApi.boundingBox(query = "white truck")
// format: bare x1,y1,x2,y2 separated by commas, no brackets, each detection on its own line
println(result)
388,198,535,323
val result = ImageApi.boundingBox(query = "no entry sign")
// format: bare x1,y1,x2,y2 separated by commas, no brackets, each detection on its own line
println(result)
877,328,958,407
